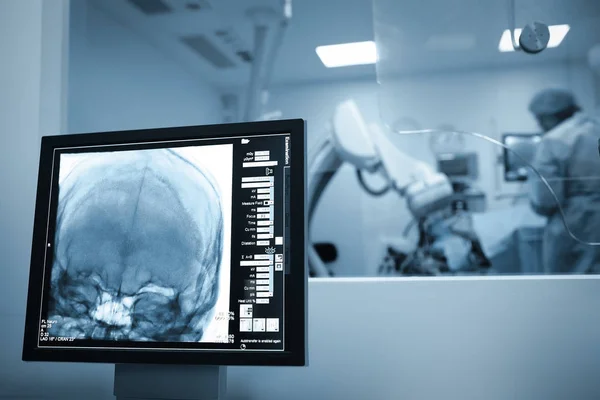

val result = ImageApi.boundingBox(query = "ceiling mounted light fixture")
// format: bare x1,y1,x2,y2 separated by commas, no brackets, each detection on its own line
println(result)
316,41,377,68
499,24,570,52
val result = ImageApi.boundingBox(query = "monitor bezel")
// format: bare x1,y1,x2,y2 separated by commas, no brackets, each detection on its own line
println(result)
22,119,307,366
502,132,542,182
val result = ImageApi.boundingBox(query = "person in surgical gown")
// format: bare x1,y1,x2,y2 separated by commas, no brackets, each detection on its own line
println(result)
528,89,600,274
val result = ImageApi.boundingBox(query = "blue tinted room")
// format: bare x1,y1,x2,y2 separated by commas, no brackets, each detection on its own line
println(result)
2,0,600,399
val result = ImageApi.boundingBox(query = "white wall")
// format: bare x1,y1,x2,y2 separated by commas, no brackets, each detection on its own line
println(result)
68,1,222,133
0,1,90,398
265,61,597,276
0,1,44,318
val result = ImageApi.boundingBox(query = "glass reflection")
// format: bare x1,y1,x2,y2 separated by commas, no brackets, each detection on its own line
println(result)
68,0,600,277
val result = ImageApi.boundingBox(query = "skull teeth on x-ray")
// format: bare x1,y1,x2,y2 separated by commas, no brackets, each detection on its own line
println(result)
47,148,224,342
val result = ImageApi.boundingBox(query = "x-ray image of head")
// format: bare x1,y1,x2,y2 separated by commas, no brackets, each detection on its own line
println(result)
47,145,233,343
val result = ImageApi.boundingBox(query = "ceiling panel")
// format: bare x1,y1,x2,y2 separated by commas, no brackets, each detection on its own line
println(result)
81,0,600,88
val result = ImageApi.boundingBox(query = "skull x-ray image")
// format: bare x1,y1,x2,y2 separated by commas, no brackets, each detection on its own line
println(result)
46,144,233,343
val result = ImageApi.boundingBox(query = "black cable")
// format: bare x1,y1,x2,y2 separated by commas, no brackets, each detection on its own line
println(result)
356,168,391,196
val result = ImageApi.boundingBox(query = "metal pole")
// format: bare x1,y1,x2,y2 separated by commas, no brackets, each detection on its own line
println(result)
244,23,268,122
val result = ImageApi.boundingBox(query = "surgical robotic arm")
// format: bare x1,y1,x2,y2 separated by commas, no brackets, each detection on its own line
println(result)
308,100,457,276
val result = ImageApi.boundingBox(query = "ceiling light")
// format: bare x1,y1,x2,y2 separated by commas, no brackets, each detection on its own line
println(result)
316,41,377,68
498,24,570,52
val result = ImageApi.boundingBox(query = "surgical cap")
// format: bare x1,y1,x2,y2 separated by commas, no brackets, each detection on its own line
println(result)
529,88,577,116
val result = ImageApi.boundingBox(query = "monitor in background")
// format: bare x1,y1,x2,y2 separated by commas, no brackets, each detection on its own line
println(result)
436,152,478,181
22,120,307,399
502,133,542,182
436,152,486,212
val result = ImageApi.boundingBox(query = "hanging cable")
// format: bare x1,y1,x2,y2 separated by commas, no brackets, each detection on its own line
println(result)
356,168,392,196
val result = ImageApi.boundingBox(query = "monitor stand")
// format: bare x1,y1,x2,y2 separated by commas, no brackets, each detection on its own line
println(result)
113,364,227,400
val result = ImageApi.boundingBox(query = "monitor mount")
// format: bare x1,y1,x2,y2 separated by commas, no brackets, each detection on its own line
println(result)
114,364,227,400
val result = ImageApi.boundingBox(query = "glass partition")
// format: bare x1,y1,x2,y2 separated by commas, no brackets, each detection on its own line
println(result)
307,0,600,277
331,0,600,278
68,0,600,278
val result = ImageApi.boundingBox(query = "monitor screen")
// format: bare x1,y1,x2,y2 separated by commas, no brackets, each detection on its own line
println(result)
437,153,478,180
502,133,542,182
22,120,307,366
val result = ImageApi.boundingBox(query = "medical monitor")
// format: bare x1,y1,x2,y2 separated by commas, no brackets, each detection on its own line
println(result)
502,133,542,182
436,152,478,181
22,120,307,366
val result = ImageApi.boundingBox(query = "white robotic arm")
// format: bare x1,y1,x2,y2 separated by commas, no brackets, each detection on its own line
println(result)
308,100,454,276
365,120,453,219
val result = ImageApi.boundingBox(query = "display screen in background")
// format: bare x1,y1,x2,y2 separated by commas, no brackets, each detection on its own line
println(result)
503,134,541,182
437,153,478,180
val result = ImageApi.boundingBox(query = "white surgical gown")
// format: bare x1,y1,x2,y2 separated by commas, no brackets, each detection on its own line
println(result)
528,113,600,274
